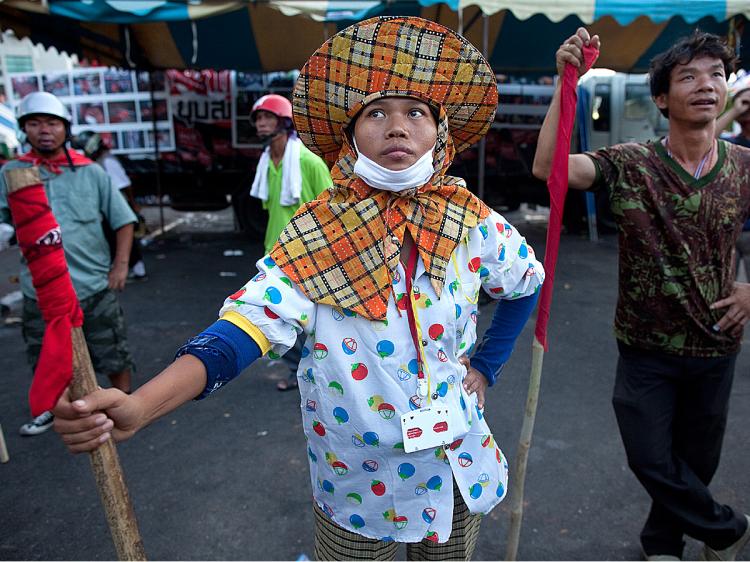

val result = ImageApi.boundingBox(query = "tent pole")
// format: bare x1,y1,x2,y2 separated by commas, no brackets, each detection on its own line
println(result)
477,12,488,200
149,70,165,234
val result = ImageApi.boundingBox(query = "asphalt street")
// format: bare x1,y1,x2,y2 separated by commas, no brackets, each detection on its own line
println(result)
0,209,748,561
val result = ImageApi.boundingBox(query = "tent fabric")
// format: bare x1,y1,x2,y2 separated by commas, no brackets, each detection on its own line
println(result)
2,1,750,73
7,1,750,25
486,11,734,75
461,0,750,24
6,0,245,24
2,0,394,23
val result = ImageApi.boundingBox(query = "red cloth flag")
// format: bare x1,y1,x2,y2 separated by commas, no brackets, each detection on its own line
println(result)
534,45,599,350
5,151,93,415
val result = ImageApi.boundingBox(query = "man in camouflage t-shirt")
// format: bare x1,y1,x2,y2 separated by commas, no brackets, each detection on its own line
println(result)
533,29,750,560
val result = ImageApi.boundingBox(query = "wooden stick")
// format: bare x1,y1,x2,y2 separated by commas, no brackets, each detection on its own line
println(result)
504,337,545,561
69,327,146,560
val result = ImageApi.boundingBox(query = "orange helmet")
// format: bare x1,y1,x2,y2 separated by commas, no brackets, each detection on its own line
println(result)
251,94,293,120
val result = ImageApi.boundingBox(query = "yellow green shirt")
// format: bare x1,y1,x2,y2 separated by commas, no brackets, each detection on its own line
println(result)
262,143,331,253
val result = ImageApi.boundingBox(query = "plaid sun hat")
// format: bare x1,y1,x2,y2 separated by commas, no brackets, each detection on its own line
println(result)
269,16,495,320
293,16,498,167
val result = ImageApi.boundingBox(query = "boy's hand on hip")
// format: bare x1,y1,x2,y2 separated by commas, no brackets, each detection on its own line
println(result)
459,356,489,410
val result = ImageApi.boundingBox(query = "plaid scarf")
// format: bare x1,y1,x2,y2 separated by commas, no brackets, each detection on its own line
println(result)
270,105,489,320
270,17,496,320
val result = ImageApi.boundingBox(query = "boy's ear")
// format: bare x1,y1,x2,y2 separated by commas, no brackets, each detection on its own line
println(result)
654,94,668,112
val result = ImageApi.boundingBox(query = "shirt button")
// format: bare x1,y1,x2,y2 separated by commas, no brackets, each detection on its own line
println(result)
422,340,428,346
432,393,439,400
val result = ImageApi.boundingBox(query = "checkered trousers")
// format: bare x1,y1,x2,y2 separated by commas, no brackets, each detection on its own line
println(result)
313,479,483,560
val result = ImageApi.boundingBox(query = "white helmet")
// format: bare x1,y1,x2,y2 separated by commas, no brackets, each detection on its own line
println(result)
17,92,71,128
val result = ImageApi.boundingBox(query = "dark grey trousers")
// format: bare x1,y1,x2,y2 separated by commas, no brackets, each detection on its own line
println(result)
612,342,746,557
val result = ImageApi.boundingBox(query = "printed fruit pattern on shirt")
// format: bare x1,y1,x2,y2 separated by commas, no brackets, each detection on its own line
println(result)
220,210,544,543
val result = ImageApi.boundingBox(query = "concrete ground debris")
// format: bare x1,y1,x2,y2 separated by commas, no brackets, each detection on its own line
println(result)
1,207,748,560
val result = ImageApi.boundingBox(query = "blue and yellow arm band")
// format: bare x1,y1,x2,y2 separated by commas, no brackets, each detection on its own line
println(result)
175,314,270,400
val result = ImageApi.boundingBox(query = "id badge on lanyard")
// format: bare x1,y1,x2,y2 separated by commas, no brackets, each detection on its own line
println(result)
401,406,453,453
399,242,454,453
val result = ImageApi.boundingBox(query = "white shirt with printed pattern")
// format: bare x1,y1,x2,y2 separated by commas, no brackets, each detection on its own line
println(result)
219,210,544,543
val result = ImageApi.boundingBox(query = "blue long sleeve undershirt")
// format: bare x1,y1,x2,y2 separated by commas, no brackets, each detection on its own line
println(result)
469,291,539,386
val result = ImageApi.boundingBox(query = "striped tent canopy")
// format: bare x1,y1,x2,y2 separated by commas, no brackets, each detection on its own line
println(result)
1,0,750,73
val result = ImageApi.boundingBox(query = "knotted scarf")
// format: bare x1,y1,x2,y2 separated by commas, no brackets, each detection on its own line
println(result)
19,149,93,175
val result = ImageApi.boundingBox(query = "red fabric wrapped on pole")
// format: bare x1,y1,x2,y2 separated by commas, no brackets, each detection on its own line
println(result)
506,43,599,561
4,165,85,415
534,44,599,351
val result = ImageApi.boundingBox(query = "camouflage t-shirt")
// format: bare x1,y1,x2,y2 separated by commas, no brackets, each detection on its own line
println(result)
587,139,750,357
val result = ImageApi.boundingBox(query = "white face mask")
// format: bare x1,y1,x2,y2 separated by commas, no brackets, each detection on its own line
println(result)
352,138,436,193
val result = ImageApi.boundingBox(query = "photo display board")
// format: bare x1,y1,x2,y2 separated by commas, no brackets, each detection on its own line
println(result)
10,68,299,155
9,68,174,155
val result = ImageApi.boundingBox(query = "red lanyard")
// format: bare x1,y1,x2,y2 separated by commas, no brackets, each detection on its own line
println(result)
403,243,428,397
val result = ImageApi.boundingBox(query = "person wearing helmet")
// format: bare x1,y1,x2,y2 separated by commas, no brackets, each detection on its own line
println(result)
716,78,750,282
73,130,147,281
0,91,138,436
51,17,544,558
250,93,331,254
249,93,331,391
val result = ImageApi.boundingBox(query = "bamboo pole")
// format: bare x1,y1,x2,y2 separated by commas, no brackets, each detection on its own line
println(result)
505,337,545,561
69,327,146,560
